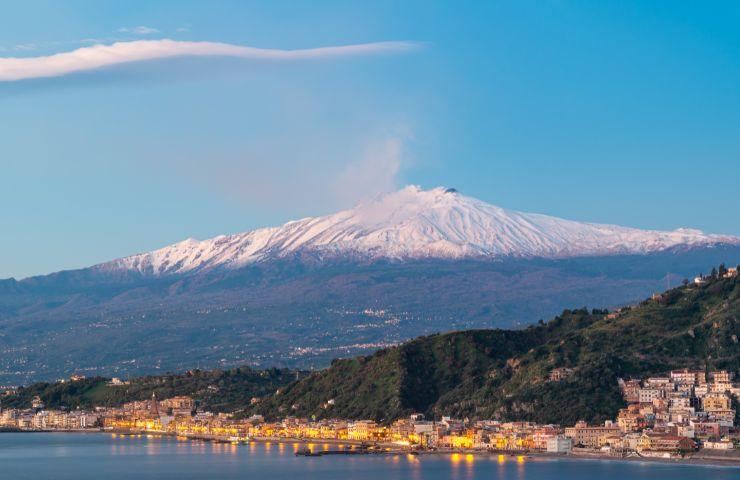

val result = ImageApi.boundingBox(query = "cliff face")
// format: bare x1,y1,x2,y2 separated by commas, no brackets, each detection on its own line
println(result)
3,247,738,385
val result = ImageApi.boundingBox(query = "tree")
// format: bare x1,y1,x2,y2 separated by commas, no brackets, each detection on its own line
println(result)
718,263,727,277
682,278,689,286
711,267,718,278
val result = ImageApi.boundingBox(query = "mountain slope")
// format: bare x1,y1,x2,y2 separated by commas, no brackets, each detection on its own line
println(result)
102,186,739,276
1,187,738,385
250,274,740,424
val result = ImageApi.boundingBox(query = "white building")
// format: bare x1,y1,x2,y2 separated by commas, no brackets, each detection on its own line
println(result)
546,435,572,453
703,439,734,450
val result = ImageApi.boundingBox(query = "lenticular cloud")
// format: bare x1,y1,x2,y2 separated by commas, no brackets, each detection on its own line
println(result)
0,39,420,81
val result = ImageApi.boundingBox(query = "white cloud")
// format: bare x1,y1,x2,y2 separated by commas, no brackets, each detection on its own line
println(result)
119,26,159,35
0,39,420,82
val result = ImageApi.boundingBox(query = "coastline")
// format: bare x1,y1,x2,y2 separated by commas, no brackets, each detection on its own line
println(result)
201,434,740,467
3,429,738,467
532,450,740,468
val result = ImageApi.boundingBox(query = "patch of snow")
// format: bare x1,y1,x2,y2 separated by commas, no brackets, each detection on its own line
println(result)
102,186,740,276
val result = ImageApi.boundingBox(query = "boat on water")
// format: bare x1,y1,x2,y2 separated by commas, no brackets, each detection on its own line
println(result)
295,447,322,457
295,446,373,457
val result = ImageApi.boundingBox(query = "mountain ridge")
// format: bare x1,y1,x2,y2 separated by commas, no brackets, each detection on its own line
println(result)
94,186,739,277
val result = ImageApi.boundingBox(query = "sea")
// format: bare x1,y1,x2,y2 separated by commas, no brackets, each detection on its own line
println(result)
0,432,736,480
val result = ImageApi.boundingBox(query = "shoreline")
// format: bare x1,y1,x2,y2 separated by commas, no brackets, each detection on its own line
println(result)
531,450,740,467
3,429,738,467
246,436,739,466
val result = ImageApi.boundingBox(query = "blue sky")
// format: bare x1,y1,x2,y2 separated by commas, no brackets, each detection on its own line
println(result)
1,1,739,279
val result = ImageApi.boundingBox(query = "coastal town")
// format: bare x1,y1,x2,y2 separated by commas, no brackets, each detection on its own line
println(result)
1,368,738,462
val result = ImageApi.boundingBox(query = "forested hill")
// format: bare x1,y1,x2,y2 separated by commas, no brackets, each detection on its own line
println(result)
250,274,739,424
0,367,299,413
3,274,737,426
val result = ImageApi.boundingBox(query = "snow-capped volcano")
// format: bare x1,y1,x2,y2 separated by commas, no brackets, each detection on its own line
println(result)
5,186,740,384
105,186,739,276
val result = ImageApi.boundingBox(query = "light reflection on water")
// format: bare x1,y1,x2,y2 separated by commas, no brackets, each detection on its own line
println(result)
1,433,737,480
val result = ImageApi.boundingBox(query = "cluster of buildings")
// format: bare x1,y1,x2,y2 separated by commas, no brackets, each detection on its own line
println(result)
543,369,739,458
0,394,571,452
0,393,194,432
693,265,738,284
607,369,738,454
92,401,572,453
1,370,737,459
245,415,569,453
1,404,99,430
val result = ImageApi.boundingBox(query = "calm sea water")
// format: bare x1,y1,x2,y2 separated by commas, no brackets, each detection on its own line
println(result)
0,432,736,480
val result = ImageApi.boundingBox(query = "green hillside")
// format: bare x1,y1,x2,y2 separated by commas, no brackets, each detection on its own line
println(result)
1,366,298,413
250,274,739,424
3,274,737,426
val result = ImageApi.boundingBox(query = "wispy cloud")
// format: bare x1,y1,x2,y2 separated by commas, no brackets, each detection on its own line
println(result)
13,43,38,51
0,39,420,82
118,26,159,35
